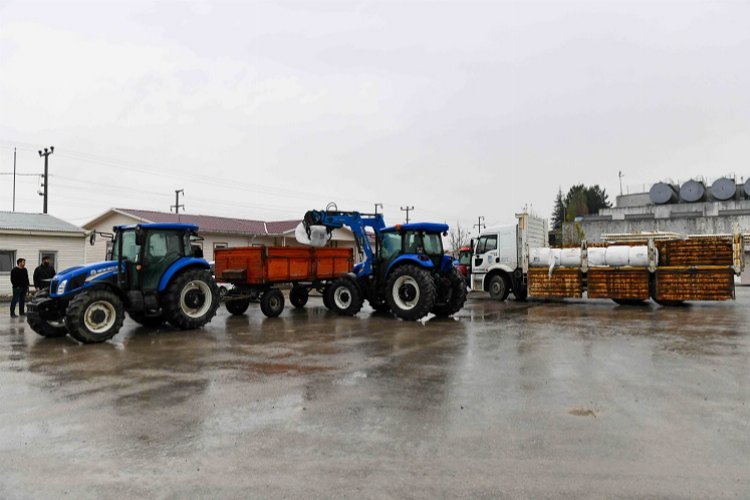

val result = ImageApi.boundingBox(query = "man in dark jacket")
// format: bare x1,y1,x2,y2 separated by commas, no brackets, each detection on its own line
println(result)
33,256,56,291
10,258,30,318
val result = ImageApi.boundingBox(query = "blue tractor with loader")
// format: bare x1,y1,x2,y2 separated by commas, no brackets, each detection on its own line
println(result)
26,223,220,343
296,208,466,320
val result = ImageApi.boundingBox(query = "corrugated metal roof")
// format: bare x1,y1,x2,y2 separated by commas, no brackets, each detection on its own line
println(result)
0,211,86,234
115,209,299,236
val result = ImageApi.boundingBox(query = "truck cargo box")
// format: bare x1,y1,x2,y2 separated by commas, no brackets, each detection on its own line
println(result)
654,267,735,302
528,268,583,298
214,246,353,285
587,268,650,300
657,238,733,267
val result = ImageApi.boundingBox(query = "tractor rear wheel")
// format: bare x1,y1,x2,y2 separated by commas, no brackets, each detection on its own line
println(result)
325,278,363,316
65,290,125,343
162,268,219,329
488,274,510,301
386,265,437,321
128,312,165,327
432,268,467,317
290,286,309,308
260,289,285,317
225,298,251,315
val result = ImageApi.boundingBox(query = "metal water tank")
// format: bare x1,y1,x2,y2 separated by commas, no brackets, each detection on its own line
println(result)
745,178,750,198
649,182,679,204
680,180,706,203
710,178,737,201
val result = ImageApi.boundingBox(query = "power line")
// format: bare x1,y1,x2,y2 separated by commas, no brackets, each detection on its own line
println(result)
400,205,414,224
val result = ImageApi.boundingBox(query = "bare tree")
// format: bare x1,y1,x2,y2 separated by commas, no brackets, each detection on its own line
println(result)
448,222,471,254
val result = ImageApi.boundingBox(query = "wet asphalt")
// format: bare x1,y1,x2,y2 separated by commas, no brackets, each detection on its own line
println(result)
1,289,749,499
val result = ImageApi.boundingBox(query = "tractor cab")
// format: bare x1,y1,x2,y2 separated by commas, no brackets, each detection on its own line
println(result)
454,246,472,280
377,223,451,274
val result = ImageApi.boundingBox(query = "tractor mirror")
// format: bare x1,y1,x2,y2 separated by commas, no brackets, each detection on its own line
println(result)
89,232,97,246
106,250,113,261
192,245,204,258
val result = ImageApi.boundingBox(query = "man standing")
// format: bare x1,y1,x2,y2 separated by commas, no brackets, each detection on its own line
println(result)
33,256,56,291
10,258,30,318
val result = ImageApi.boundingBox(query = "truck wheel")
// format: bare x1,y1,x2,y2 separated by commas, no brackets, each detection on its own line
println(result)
612,299,648,306
488,275,510,301
225,298,251,315
27,314,68,338
163,268,219,330
654,299,685,307
290,286,309,308
128,312,165,327
432,268,468,317
386,265,437,321
325,278,363,316
65,290,125,344
260,289,285,317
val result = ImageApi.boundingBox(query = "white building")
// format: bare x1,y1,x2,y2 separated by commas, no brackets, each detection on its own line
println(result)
0,212,88,298
83,208,357,263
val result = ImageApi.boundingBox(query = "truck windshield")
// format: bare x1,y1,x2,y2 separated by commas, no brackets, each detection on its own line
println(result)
112,230,140,261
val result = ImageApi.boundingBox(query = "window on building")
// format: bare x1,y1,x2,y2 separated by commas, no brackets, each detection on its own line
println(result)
39,251,57,269
213,242,228,251
0,250,15,273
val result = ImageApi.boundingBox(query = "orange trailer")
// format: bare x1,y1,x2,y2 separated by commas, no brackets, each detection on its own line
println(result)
213,246,353,317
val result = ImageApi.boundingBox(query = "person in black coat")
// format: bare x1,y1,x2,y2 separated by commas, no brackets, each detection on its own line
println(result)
10,258,30,318
33,256,56,291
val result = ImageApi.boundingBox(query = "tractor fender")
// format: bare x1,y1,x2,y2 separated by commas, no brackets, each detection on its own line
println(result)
158,258,211,292
483,266,514,292
385,255,435,277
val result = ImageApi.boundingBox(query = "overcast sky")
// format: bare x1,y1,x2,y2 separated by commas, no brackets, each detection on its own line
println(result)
1,0,748,231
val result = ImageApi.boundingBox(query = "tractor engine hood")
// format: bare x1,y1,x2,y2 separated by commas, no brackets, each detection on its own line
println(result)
50,260,121,298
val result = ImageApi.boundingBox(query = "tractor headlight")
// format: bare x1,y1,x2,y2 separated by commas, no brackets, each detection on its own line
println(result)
56,280,68,295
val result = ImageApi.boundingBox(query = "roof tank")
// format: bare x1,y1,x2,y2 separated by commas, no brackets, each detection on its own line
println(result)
710,178,737,201
649,182,679,204
679,180,706,203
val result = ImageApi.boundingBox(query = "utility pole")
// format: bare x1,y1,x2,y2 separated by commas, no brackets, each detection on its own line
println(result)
618,171,624,196
400,205,414,224
171,189,185,214
374,203,383,215
474,216,485,233
38,146,54,214
12,148,16,212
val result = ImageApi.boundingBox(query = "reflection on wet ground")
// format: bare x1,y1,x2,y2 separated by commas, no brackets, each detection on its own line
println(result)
1,288,749,498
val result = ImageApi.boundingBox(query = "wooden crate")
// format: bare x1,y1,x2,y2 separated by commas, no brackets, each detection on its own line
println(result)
654,267,734,301
587,268,650,299
528,268,583,298
658,238,733,267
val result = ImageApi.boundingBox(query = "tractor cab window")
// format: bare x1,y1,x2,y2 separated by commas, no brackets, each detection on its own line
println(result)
145,231,185,262
404,231,443,256
113,230,141,262
380,233,402,261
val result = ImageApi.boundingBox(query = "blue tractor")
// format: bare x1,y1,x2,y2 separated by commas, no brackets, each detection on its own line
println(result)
297,208,466,320
26,223,220,343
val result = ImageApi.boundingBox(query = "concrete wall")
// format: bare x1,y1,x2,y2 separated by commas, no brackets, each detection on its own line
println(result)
0,232,87,297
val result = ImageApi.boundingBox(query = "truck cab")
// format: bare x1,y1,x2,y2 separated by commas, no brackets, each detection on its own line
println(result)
470,213,548,301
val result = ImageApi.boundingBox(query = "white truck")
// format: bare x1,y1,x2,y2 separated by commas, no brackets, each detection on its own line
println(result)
470,213,744,305
469,213,548,301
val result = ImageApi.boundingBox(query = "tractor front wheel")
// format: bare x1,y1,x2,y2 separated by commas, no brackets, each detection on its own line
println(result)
325,279,363,316
432,268,467,317
65,290,125,343
163,269,219,329
386,265,437,321
260,289,285,317
290,286,309,308
27,314,68,338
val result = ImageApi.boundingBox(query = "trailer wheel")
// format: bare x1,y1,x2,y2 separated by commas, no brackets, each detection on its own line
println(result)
321,286,333,310
386,265,436,321
290,286,309,308
488,274,510,301
225,298,251,316
163,268,220,330
128,312,165,327
325,278,363,316
65,290,125,344
260,289,285,317
432,268,468,317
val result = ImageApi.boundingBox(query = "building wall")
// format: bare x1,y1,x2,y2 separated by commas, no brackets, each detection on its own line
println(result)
0,233,87,297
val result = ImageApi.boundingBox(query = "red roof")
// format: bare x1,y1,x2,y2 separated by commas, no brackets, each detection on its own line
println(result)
115,208,298,236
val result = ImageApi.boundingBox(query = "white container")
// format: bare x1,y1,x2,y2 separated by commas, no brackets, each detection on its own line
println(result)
588,248,607,267
560,248,582,267
529,247,551,267
605,246,630,267
550,249,562,266
628,246,653,267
